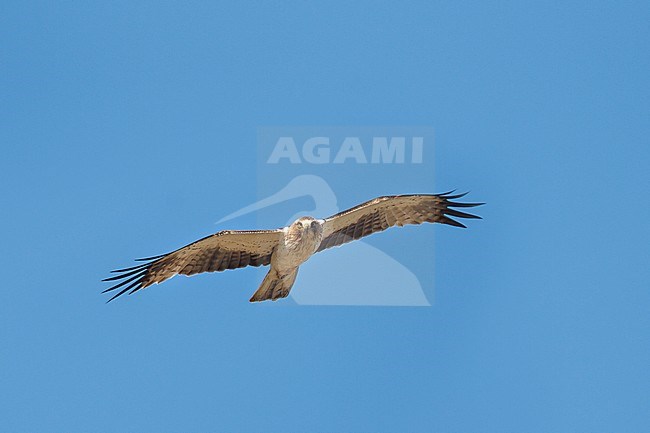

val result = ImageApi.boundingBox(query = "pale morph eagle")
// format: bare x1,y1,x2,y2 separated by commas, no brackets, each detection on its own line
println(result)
103,192,482,303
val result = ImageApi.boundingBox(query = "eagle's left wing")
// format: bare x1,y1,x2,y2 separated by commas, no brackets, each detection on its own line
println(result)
316,192,482,252
103,229,283,302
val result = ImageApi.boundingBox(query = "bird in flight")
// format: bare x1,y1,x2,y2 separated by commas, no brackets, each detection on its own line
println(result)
103,192,483,303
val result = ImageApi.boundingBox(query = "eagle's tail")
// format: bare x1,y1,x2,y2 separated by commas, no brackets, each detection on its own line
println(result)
250,267,299,302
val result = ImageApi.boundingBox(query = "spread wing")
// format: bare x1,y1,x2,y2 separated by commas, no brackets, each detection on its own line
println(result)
103,229,283,302
317,192,482,252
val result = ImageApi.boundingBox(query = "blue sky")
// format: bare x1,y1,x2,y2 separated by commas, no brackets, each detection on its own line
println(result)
2,1,649,432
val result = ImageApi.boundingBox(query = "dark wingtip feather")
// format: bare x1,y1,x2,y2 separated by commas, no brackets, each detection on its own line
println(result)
441,191,469,200
446,200,485,208
436,191,484,225
102,278,142,304
102,270,146,294
445,208,482,220
135,254,166,262
103,252,166,301
106,279,142,303
441,217,467,228
110,262,150,273
102,267,147,282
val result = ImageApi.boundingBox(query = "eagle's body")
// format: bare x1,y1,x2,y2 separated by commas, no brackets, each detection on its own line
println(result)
103,192,482,302
251,217,324,301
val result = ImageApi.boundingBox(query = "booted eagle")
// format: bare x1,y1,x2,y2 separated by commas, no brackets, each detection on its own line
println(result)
103,192,482,303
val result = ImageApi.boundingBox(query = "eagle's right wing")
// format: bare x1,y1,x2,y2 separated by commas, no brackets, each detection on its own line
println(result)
103,229,283,302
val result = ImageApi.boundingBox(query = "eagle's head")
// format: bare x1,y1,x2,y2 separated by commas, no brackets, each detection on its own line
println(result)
294,216,323,235
289,216,323,241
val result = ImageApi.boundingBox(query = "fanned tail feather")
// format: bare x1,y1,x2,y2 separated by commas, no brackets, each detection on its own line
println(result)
249,268,299,302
